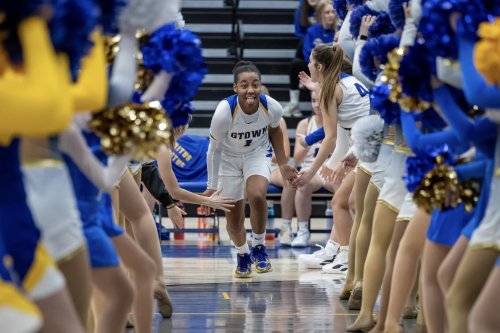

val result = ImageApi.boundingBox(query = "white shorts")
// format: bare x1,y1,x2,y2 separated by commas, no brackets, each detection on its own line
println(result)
218,148,272,201
23,164,86,262
370,144,394,190
396,192,416,222
470,176,500,250
377,151,409,213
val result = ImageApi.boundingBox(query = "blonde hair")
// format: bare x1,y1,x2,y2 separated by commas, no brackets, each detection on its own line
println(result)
315,0,337,31
312,44,344,114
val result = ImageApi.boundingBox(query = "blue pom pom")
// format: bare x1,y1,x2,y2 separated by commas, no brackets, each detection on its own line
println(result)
0,0,47,64
49,0,99,81
141,23,206,75
349,5,396,39
359,33,400,81
369,11,396,38
168,101,194,128
0,0,98,81
334,0,348,21
95,0,127,35
388,0,406,30
349,5,379,38
399,39,435,102
370,83,401,124
420,0,490,59
139,24,208,128
404,143,455,192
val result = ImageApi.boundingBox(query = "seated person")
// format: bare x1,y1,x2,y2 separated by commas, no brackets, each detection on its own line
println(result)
279,91,336,247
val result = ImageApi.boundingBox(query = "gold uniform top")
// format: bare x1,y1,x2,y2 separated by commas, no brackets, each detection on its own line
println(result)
0,17,109,145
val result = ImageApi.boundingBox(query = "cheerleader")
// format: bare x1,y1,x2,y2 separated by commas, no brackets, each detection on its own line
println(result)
0,14,85,333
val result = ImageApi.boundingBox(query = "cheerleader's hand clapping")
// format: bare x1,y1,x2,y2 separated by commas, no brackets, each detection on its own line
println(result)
298,71,320,92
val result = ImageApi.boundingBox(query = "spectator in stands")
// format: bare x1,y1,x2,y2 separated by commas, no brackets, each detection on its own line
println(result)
294,0,319,39
283,0,337,118
280,90,337,247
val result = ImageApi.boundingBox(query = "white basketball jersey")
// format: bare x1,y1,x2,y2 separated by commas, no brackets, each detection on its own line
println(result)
301,117,321,170
220,94,282,155
337,75,371,128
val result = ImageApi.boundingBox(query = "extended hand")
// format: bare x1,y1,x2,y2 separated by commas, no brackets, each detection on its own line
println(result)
280,164,299,186
298,71,320,92
167,205,186,229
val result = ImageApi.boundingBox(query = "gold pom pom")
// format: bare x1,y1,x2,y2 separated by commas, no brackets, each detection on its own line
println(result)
474,19,500,86
104,35,121,65
413,159,480,213
89,102,173,160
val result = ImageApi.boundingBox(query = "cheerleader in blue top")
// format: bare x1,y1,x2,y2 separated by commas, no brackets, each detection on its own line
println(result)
283,0,337,117
446,22,500,332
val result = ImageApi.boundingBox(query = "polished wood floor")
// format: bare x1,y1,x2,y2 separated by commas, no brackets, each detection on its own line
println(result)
143,218,419,332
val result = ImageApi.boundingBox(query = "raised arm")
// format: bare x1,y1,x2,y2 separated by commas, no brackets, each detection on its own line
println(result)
458,34,500,108
400,111,463,152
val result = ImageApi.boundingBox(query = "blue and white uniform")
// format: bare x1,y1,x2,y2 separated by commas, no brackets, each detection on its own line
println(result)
207,94,283,201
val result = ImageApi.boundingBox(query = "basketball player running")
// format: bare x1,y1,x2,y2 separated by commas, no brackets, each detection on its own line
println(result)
204,61,297,278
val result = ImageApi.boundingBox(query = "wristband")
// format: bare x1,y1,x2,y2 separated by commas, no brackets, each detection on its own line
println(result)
166,203,176,209
359,35,368,41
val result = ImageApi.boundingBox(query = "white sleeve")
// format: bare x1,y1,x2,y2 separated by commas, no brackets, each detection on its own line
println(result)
400,17,417,48
265,95,284,128
338,11,355,61
325,125,351,170
353,39,375,89
107,33,138,107
366,0,389,12
206,101,231,189
59,123,131,193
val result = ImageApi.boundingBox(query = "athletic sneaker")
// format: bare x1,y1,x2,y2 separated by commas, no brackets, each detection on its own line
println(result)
280,225,293,247
298,244,337,268
282,102,302,117
234,253,253,278
251,245,273,273
322,248,348,274
291,229,310,248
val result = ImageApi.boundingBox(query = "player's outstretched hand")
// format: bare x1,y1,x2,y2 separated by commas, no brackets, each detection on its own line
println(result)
280,164,298,187
167,205,187,229
208,189,236,212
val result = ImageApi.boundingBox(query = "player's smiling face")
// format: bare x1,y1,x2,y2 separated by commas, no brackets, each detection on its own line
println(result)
233,71,262,113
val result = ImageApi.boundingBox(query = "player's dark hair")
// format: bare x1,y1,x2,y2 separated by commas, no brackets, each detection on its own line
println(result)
232,60,261,83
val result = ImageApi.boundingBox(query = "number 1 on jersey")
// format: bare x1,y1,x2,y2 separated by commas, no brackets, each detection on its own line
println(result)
244,139,253,147
354,83,369,97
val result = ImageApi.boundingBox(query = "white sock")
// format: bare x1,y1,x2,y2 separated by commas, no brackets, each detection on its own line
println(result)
281,219,292,228
339,245,349,253
252,232,265,247
235,242,250,255
289,89,299,104
298,221,308,231
325,240,340,256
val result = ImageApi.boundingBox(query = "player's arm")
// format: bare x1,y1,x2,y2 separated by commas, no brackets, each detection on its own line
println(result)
272,118,290,163
268,99,288,166
293,119,309,166
205,101,230,195
306,86,340,175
